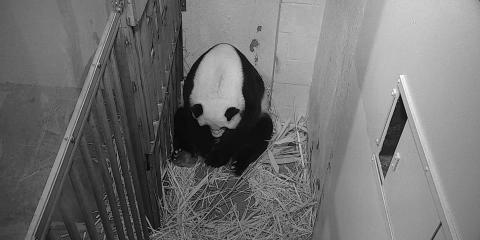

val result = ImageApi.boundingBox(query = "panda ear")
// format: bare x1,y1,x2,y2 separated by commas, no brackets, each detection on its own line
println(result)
225,107,240,121
191,104,203,118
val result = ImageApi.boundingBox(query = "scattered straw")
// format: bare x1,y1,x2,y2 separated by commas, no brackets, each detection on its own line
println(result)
151,113,315,240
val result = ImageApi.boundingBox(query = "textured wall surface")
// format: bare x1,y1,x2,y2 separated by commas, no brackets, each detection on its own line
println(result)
307,0,389,238
309,0,480,239
182,0,280,104
271,0,325,119
182,0,326,119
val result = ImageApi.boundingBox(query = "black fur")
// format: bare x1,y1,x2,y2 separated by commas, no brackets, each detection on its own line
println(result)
173,43,273,175
225,107,240,121
191,104,203,118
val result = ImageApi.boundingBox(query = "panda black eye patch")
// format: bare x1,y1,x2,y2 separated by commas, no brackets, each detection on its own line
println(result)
191,104,203,118
225,107,240,121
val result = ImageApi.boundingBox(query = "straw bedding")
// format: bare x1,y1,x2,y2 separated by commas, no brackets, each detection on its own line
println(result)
150,115,315,240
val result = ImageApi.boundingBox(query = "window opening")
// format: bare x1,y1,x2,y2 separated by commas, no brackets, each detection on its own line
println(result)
379,96,408,178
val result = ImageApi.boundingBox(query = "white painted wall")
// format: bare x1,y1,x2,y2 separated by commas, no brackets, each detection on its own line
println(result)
314,74,390,240
309,0,480,239
271,0,325,119
181,0,326,119
357,1,480,239
307,0,391,238
182,0,280,102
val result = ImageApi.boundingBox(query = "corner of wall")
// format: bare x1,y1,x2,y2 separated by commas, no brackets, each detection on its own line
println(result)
271,0,326,120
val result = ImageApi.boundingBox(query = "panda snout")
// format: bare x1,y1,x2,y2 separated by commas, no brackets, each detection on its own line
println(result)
211,128,225,138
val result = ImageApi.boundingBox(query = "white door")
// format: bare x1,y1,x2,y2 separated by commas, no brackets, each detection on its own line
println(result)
383,120,442,240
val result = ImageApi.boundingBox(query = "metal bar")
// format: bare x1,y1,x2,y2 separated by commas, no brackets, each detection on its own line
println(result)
69,162,101,240
87,115,127,240
114,59,151,237
115,25,151,157
59,192,82,240
110,48,152,232
93,90,136,240
102,68,146,240
26,11,121,240
174,29,183,108
133,24,155,143
79,137,116,240
147,148,161,227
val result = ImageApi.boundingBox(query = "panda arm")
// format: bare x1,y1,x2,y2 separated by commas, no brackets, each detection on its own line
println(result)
205,114,273,175
231,114,273,175
173,107,210,156
173,108,191,150
204,148,232,168
204,133,240,168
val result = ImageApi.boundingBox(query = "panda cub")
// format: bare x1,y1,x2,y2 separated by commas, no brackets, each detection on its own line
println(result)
172,43,273,175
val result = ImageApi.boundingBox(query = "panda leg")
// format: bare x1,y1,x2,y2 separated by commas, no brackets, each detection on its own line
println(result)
231,114,273,175
204,147,233,168
204,132,240,168
172,107,198,164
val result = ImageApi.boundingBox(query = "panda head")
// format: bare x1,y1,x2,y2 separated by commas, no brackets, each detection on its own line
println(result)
189,44,245,138
190,102,243,138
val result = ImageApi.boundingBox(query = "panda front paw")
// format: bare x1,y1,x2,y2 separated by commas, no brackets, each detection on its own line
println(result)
170,148,184,162
171,148,197,167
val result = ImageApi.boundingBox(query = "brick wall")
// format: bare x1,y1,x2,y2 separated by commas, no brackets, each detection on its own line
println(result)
271,0,326,119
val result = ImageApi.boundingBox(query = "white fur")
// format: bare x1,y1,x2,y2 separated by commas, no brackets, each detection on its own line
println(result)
190,44,245,135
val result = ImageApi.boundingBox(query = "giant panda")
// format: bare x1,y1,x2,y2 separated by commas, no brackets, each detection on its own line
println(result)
172,43,273,175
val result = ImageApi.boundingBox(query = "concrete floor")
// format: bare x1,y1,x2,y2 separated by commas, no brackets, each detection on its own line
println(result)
0,82,79,239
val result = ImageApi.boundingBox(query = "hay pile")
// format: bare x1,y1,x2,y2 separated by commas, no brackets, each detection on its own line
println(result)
151,116,315,240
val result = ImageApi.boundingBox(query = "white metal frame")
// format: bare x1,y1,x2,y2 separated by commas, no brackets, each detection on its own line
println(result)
371,75,457,240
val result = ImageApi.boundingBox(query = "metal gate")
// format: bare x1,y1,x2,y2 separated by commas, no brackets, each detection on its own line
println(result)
25,0,183,239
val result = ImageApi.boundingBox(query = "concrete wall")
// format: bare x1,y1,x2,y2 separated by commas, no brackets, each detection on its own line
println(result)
307,0,390,238
0,1,109,239
181,0,326,118
182,0,280,103
309,0,480,239
271,0,325,119
1,0,110,87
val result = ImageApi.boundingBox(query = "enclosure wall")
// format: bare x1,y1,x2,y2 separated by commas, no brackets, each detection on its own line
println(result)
309,0,480,239
0,0,183,239
181,0,279,104
182,0,327,120
307,0,389,239
271,0,325,119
